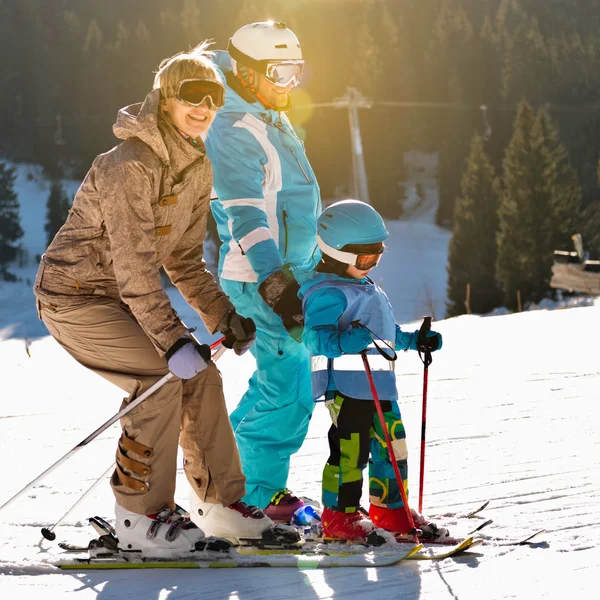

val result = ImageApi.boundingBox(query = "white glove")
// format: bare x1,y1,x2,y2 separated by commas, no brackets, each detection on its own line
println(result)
166,338,210,379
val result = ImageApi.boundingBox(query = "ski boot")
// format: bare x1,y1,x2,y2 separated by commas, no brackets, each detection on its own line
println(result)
321,507,393,546
264,489,305,523
189,490,300,548
114,503,231,558
369,505,450,541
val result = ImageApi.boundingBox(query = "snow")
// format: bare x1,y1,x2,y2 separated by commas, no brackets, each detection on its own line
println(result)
1,162,600,598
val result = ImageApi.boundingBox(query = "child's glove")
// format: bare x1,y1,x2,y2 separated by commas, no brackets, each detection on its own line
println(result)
420,330,442,352
396,327,443,352
338,327,372,354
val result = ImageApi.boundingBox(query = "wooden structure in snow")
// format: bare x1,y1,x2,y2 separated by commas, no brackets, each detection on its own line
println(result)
551,234,600,295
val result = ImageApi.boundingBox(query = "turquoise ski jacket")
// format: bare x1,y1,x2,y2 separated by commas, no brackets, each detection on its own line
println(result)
206,51,321,284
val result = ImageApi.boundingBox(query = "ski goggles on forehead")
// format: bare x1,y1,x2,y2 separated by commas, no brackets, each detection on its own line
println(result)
175,79,225,109
264,60,304,87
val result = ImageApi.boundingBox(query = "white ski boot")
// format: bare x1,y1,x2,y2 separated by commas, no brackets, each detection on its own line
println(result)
114,503,229,558
189,491,274,545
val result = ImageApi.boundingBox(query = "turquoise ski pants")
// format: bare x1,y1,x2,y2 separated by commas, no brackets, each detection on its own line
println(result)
220,280,314,509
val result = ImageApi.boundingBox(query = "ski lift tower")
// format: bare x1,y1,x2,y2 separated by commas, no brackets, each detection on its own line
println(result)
333,87,372,204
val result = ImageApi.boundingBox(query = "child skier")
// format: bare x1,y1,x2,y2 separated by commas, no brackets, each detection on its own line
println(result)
299,200,448,542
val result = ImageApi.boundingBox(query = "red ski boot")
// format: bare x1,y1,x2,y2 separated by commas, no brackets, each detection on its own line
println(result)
321,508,376,543
369,505,450,541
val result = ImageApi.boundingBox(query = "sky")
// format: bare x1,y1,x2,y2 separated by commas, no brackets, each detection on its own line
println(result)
0,161,599,599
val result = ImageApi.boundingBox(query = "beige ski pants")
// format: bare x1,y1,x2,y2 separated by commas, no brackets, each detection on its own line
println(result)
38,297,246,515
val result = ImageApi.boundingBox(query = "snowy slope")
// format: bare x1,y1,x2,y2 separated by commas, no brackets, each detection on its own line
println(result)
1,299,599,598
2,162,600,598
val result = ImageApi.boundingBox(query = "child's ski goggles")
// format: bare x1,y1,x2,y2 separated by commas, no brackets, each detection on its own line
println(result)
353,249,384,271
264,60,304,87
175,79,226,109
317,237,385,271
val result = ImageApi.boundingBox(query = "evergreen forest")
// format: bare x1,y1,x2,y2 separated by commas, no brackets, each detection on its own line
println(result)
1,0,599,308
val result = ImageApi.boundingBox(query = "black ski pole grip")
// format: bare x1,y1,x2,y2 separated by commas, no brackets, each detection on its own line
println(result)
417,316,433,367
417,316,432,349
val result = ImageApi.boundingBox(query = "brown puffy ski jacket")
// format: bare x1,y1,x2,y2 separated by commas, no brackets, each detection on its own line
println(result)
34,89,234,355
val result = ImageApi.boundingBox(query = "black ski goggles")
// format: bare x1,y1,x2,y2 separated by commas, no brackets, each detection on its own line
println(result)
175,79,226,109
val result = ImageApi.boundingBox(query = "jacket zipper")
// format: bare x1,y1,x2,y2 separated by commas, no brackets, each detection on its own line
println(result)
271,118,311,183
289,148,311,183
282,209,289,257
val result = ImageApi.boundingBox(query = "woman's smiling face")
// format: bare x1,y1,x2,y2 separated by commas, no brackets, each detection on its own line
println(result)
162,94,216,139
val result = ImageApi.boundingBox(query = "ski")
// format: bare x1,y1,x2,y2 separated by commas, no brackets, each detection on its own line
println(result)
480,529,547,546
434,500,490,520
406,536,483,560
465,500,490,518
57,544,423,570
235,535,482,562
393,518,493,547
468,518,494,534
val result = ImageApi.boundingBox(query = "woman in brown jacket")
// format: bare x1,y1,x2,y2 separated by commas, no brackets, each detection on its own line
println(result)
34,43,274,556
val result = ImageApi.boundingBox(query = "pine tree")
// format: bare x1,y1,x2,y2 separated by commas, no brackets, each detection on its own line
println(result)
436,121,478,227
354,15,382,91
496,99,539,309
45,180,70,246
0,162,24,281
534,107,582,251
579,161,600,259
497,100,581,309
446,134,502,316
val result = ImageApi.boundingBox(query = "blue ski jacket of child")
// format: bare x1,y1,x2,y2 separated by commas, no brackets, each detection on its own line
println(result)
299,273,420,403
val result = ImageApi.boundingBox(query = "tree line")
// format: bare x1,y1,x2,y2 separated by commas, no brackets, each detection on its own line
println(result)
446,99,590,315
1,0,599,298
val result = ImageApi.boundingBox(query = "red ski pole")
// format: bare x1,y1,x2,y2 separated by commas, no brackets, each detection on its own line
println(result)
416,317,433,514
361,352,420,545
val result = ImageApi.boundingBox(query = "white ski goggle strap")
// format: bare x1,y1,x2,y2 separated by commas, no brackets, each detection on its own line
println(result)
265,60,304,87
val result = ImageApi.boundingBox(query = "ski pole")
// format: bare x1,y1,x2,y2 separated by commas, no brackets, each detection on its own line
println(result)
0,372,174,516
36,337,227,540
361,352,420,545
39,463,114,543
1,336,227,516
416,317,433,514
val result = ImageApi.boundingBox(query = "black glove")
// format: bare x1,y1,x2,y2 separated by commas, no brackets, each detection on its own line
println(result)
258,269,304,342
421,331,442,352
218,310,257,356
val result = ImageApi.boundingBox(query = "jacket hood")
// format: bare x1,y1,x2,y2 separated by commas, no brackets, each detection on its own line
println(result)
213,50,279,118
113,89,170,165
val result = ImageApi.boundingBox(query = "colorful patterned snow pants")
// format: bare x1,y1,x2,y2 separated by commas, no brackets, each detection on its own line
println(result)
322,393,409,512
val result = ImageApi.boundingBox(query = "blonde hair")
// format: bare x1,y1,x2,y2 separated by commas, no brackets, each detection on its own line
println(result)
153,41,220,100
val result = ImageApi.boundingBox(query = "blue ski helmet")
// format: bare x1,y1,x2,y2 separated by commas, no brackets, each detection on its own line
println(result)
317,200,389,251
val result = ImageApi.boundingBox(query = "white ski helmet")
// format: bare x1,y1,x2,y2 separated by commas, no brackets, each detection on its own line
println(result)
228,21,303,88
